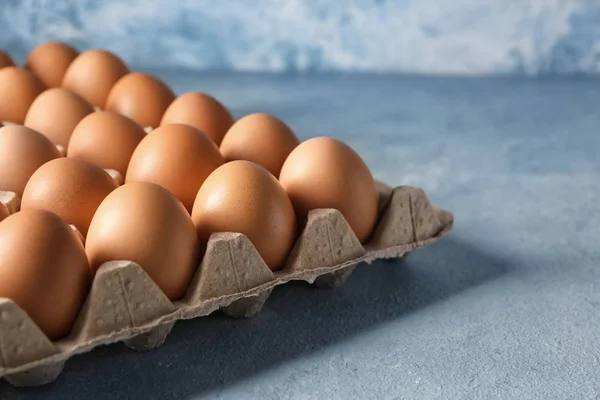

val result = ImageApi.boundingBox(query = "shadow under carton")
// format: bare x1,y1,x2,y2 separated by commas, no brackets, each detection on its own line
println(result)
0,183,453,388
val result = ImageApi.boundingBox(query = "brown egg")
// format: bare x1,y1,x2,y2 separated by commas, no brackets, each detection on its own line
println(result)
105,72,175,129
278,137,378,243
160,92,234,145
220,113,300,177
192,160,297,271
126,123,224,213
0,209,90,340
24,88,94,148
0,67,46,124
62,49,129,108
0,50,15,69
21,157,118,236
25,42,79,87
86,182,201,300
68,111,147,176
0,125,61,197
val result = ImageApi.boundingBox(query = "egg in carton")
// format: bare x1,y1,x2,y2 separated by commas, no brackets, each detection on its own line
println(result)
0,181,453,387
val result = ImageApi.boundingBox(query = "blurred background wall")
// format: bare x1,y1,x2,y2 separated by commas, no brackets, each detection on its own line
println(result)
0,0,598,76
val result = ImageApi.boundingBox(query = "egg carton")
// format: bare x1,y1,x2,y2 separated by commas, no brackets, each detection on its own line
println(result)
0,182,453,388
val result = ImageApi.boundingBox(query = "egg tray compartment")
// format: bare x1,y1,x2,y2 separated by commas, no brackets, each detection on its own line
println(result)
0,183,453,387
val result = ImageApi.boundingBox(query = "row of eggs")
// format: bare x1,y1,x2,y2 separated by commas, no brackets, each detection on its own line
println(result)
1,44,231,147
0,43,380,342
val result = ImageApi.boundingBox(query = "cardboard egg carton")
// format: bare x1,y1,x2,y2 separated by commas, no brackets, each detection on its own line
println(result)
0,182,453,387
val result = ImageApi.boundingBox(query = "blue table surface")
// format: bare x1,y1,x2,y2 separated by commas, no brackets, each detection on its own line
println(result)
2,72,599,400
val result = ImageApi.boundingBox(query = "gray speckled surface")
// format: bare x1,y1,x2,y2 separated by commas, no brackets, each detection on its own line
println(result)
2,73,599,400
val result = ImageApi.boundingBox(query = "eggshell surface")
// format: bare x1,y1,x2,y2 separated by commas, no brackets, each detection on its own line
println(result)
105,72,175,129
25,42,79,87
68,111,147,176
192,160,297,271
0,125,61,197
220,113,300,177
0,209,90,340
21,157,118,236
24,87,95,148
278,136,379,243
0,50,15,69
62,49,129,108
126,123,224,213
160,92,234,145
86,182,201,300
0,67,46,124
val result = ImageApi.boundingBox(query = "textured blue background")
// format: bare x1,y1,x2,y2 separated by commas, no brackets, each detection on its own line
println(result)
1,0,600,75
1,72,599,399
